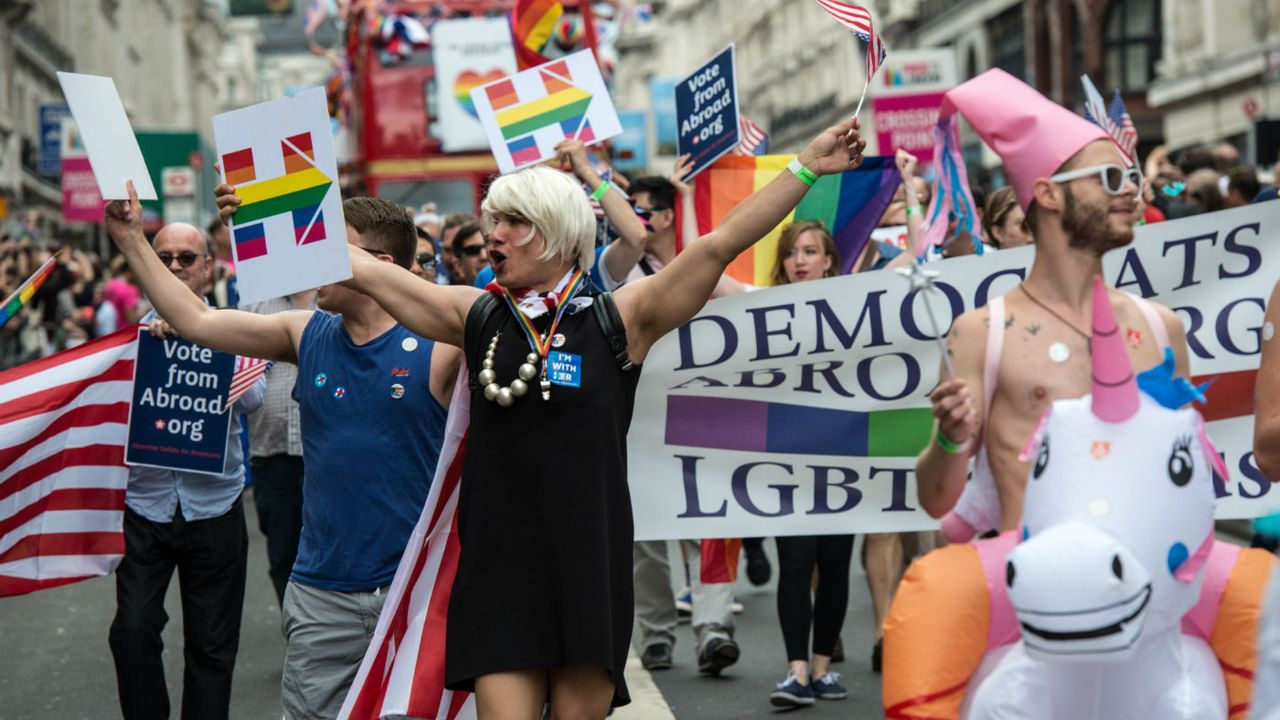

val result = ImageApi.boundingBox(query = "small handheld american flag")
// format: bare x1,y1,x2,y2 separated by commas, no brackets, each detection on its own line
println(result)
227,356,269,407
812,0,888,118
731,114,770,156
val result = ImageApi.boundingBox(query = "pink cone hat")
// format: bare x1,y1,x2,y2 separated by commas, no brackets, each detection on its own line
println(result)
935,69,1109,210
1091,276,1139,422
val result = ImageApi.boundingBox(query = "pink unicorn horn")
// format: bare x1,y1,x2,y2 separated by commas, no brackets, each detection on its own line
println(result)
1091,275,1139,422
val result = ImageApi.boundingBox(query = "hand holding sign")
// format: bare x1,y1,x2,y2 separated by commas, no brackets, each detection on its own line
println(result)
103,180,145,250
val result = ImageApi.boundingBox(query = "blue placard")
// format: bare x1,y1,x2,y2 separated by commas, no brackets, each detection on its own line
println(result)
38,104,71,176
125,330,235,475
649,77,679,155
675,44,740,179
612,110,650,173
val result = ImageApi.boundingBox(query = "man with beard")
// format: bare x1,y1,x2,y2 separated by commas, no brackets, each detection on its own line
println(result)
914,69,1190,535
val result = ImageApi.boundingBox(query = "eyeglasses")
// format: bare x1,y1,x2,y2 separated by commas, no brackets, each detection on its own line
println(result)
356,245,389,257
415,253,437,272
157,251,205,268
1050,163,1144,196
459,244,486,257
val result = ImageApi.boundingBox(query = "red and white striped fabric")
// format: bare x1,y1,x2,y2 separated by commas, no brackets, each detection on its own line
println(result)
0,326,137,597
731,114,769,156
228,355,269,406
341,370,475,720
813,0,887,79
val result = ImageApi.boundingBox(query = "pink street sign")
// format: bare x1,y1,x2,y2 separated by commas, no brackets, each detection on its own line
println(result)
871,91,948,165
62,156,105,222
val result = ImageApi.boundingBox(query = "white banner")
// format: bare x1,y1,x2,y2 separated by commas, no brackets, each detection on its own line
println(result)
628,202,1280,540
432,17,518,153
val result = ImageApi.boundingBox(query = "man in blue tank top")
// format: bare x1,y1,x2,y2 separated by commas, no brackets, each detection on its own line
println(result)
104,194,460,720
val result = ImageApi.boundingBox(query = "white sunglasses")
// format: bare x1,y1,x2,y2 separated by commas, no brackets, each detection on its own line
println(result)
1049,163,1144,196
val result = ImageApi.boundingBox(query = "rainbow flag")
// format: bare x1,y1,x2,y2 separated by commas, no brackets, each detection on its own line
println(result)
511,0,563,69
222,132,331,261
694,155,900,286
0,254,59,327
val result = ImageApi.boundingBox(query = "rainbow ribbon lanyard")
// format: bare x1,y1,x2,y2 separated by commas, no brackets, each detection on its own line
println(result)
500,267,587,399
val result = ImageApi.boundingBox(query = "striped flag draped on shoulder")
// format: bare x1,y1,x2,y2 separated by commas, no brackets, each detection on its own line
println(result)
0,326,138,597
341,371,475,720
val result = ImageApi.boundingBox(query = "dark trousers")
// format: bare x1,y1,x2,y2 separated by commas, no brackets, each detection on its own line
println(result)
109,498,248,720
249,453,305,605
775,534,855,661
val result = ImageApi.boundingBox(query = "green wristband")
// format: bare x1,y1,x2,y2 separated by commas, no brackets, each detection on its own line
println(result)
591,180,611,201
786,157,818,187
935,429,967,454
905,204,922,217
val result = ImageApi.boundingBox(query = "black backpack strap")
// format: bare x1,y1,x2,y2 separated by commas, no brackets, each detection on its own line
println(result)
464,292,501,389
591,291,633,371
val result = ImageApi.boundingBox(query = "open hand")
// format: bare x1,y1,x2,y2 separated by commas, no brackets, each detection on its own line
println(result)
798,117,867,176
670,154,695,195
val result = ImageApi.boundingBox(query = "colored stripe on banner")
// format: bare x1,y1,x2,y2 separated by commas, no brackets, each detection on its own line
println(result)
508,136,542,166
664,395,933,457
222,147,257,185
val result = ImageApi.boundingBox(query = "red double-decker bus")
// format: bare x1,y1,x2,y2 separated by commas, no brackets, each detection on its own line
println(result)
344,0,598,214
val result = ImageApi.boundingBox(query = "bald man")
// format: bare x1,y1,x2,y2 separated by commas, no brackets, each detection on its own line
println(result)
108,222,265,720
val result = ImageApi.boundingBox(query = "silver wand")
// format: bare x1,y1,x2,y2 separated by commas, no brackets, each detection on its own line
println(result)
895,263,955,379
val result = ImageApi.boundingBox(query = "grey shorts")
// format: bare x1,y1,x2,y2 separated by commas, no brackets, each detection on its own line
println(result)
281,580,388,720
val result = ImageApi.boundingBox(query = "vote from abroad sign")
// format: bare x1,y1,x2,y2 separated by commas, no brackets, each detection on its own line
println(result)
676,44,740,178
627,202,1279,540
869,47,957,164
125,330,234,475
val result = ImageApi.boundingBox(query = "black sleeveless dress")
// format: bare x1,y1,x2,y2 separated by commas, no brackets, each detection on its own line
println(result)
444,292,640,707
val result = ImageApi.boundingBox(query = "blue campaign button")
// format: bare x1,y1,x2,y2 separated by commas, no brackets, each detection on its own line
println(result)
547,351,582,388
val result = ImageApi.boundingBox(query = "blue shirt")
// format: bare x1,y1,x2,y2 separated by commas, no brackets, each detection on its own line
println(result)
291,312,447,591
126,311,265,523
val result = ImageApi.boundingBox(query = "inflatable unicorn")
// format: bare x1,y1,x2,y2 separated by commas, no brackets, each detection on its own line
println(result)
883,278,1273,720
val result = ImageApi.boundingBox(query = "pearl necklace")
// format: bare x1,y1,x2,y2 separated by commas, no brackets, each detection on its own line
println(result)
478,331,542,407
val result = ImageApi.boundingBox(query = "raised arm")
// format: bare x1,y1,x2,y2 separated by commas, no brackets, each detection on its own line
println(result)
915,307,987,518
556,139,648,285
615,118,867,362
1254,278,1280,481
672,153,700,246
342,245,479,347
104,181,306,363
885,149,924,270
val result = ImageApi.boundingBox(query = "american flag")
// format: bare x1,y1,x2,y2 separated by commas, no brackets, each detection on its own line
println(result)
731,114,770,156
1108,89,1139,162
228,355,269,406
1080,74,1135,166
341,371,476,720
813,0,888,80
0,327,137,597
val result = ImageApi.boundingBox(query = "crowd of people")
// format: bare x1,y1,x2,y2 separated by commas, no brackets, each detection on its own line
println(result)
5,68,1280,720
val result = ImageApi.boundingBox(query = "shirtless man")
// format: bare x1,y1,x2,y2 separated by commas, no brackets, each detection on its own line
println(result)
913,69,1190,534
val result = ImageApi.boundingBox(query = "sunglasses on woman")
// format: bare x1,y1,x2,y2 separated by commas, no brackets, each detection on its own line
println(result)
157,251,205,268
1049,163,1144,196
415,253,437,272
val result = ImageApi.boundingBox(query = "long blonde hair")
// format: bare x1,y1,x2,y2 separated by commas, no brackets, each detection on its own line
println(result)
770,220,840,286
